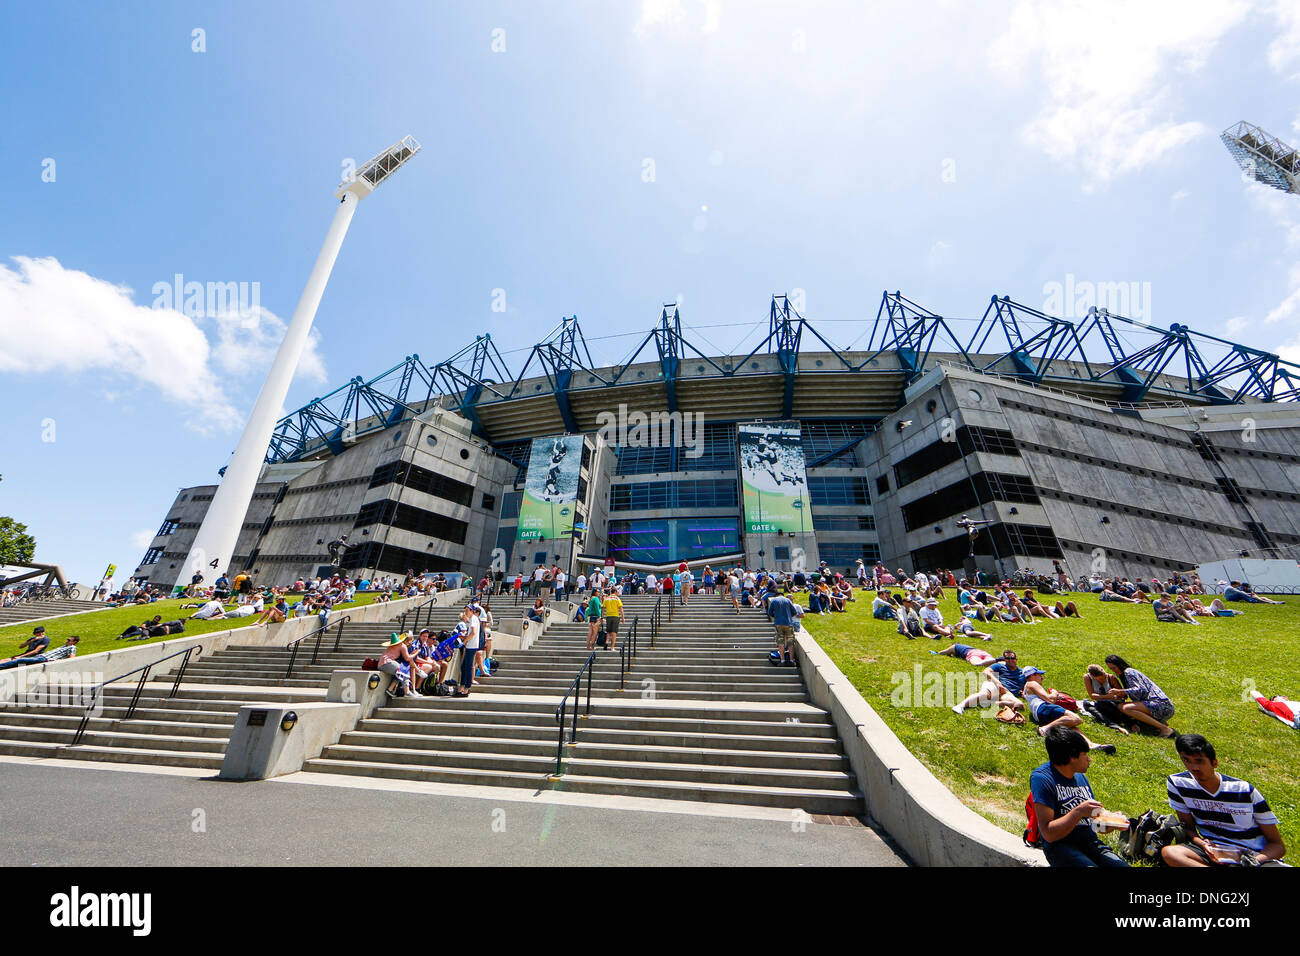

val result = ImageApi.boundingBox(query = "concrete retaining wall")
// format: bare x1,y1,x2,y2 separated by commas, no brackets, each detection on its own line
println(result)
795,630,1042,868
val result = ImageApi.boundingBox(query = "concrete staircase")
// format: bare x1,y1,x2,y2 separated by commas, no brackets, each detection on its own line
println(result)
0,597,105,625
0,683,321,769
0,593,864,815
303,595,862,813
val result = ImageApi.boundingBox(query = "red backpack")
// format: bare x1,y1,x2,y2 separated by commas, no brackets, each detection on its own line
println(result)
1023,794,1042,846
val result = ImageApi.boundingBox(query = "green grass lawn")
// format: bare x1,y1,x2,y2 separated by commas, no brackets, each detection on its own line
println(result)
805,591,1299,850
0,592,385,661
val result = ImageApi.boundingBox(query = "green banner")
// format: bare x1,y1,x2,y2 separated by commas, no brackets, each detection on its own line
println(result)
738,421,811,536
516,434,584,542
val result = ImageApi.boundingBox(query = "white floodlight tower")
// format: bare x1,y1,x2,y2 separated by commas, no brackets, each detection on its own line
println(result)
172,136,421,592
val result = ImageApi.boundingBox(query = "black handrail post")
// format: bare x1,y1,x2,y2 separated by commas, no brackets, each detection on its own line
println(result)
554,700,566,775
585,655,593,715
285,642,300,680
126,666,151,720
170,647,194,697
333,617,347,653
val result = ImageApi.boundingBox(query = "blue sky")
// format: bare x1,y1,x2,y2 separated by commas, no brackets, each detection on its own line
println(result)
1,0,1298,587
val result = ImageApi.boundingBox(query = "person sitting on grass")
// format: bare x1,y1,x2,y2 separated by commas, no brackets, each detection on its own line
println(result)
896,597,924,640
1020,590,1061,619
0,635,79,670
1105,654,1177,738
952,649,1026,717
1099,584,1143,604
957,583,997,623
1082,664,1132,735
1030,726,1129,868
824,582,847,613
1153,592,1199,624
1223,581,1284,605
952,614,993,641
1162,734,1287,867
932,642,997,666
871,590,898,620
919,598,952,639
7,626,49,663
1021,666,1116,753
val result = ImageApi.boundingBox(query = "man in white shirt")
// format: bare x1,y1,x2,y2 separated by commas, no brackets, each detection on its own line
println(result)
189,599,226,621
919,598,951,638
576,573,587,593
555,570,567,598
455,605,482,697
915,571,930,597
645,572,658,592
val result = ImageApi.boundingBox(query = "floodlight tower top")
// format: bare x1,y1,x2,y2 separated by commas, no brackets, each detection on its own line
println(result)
336,135,422,200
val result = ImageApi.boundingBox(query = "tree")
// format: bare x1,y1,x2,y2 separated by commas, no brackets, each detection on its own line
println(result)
0,517,36,566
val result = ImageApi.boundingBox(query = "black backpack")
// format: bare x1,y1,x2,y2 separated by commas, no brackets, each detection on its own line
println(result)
1120,810,1186,864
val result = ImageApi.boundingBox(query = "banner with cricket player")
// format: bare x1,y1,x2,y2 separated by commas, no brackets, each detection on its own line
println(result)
737,421,811,536
516,434,584,542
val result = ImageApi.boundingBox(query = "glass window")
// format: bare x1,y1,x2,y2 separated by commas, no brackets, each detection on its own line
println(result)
801,421,875,466
812,514,875,532
681,421,736,472
608,517,739,563
816,542,881,569
808,475,870,507
609,480,737,512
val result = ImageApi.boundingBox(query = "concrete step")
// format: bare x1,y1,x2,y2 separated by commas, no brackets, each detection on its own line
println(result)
0,721,229,753
337,728,848,770
316,742,855,790
0,739,224,769
302,758,861,813
0,711,235,738
382,697,831,723
356,717,840,750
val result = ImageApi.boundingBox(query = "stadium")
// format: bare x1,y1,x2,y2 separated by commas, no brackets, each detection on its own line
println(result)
133,290,1300,591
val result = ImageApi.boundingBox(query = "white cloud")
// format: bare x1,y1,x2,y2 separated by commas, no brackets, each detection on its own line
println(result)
131,529,156,550
1268,0,1300,77
1226,315,1250,333
1171,189,1191,202
989,0,1251,186
0,257,327,434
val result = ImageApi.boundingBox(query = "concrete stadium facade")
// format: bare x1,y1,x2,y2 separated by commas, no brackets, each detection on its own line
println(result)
133,299,1300,588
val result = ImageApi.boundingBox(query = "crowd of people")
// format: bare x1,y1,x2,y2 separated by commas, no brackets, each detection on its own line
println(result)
375,599,494,699
860,558,1289,867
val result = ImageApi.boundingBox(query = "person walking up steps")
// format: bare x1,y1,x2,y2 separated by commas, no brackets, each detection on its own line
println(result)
602,588,623,651
766,584,803,666
586,589,603,651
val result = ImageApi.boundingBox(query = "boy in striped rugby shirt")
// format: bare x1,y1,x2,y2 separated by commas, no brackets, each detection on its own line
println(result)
1163,734,1287,866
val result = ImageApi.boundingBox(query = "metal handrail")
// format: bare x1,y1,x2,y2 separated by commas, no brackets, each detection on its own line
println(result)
552,651,596,776
618,615,639,690
284,613,353,679
397,592,445,633
72,644,203,746
649,595,662,647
